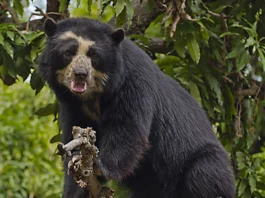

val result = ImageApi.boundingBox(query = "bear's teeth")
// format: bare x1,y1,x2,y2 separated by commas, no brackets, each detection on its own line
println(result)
71,81,87,93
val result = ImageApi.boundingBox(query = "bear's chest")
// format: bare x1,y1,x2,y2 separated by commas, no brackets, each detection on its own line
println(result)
82,98,101,122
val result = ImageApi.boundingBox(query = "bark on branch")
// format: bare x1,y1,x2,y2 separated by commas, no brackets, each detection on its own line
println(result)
236,81,265,99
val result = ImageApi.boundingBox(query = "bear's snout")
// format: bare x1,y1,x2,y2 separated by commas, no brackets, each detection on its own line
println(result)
73,67,89,80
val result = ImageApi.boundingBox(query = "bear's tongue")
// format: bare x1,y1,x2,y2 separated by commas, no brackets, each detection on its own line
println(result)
71,81,87,93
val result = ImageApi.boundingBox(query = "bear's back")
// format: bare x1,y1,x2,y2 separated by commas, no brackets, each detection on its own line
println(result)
119,37,222,168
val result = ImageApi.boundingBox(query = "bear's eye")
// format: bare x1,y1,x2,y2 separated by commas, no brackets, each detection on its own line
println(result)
63,50,75,58
87,48,97,58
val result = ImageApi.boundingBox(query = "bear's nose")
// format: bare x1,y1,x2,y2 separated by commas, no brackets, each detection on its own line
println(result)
74,68,88,79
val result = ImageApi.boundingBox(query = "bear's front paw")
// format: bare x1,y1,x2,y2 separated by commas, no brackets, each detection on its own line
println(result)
95,157,125,181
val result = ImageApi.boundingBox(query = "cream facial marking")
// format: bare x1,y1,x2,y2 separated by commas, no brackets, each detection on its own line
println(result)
59,31,95,54
56,31,106,99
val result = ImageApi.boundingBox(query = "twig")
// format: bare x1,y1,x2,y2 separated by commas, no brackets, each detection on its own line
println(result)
234,100,242,137
162,0,196,37
223,76,235,85
236,83,260,96
254,83,262,100
231,98,242,175
25,6,62,31
201,2,229,19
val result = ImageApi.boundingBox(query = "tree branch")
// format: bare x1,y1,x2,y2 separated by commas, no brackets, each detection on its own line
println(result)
46,0,60,20
236,81,265,99
0,1,20,25
0,0,65,31
0,0,184,59
126,0,164,35
57,126,114,198
107,0,165,35
28,0,69,31
148,38,174,55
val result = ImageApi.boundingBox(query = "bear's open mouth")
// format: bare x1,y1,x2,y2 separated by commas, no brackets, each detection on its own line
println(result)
71,81,87,93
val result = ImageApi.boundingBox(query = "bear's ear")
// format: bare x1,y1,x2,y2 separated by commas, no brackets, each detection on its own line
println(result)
111,29,125,44
44,18,57,37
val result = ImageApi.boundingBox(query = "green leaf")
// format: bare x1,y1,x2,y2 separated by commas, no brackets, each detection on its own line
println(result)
246,134,254,150
126,0,134,27
231,23,257,38
189,81,202,106
200,27,209,42
35,104,57,117
130,34,150,45
252,45,256,53
3,41,13,58
96,0,103,15
253,158,260,169
2,53,16,75
237,50,249,71
212,47,224,64
145,15,163,38
6,31,15,41
13,0,23,16
204,72,223,105
187,36,200,64
259,37,265,43
116,6,127,27
25,0,30,6
76,0,81,7
30,70,44,94
238,180,247,196
59,0,67,12
242,187,252,198
14,34,25,45
30,45,39,62
174,39,186,58
245,37,256,48
24,32,44,44
0,34,4,45
115,0,126,17
236,151,246,170
226,43,245,59
258,48,265,71
214,5,233,13
243,18,257,33
50,134,62,143
189,0,202,13
223,85,236,121
220,32,240,38
87,0,92,14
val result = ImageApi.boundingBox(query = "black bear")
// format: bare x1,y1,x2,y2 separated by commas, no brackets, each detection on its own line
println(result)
39,18,235,198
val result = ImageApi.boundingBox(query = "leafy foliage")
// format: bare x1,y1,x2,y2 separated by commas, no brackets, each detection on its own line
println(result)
0,79,62,198
0,23,45,92
1,0,265,197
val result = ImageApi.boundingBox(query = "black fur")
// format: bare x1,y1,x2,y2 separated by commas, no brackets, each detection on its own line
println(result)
39,18,235,198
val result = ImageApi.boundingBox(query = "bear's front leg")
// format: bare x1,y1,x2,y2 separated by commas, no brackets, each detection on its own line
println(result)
96,118,150,182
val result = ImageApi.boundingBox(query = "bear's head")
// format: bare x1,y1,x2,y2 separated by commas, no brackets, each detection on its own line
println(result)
39,18,125,100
